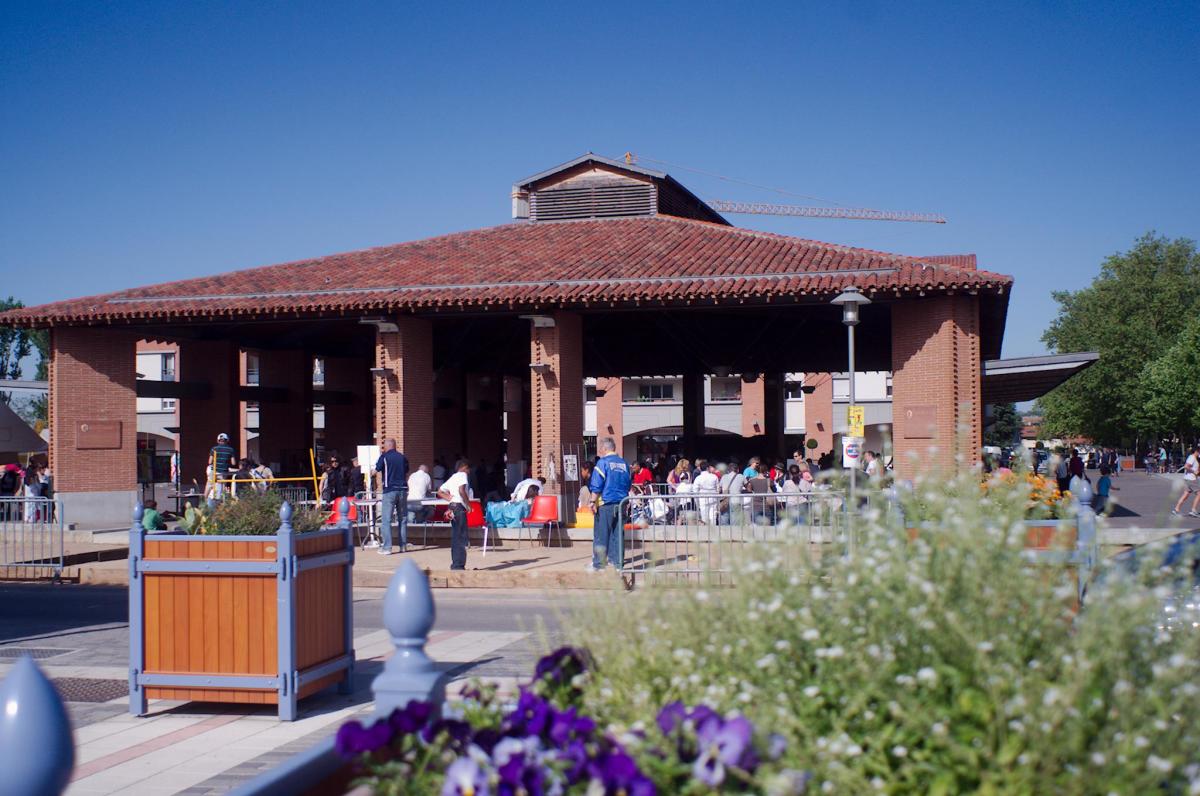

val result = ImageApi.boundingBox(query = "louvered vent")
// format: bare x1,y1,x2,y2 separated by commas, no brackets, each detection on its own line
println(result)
530,183,656,221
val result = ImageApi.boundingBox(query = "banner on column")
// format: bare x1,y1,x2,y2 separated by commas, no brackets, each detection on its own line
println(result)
846,405,865,438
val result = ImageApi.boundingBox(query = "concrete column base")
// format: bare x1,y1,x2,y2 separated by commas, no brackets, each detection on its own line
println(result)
58,490,138,530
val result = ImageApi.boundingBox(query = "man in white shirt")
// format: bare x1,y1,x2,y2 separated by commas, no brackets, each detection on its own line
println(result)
437,460,472,570
693,464,721,525
511,476,545,503
864,451,882,479
407,464,433,527
1172,445,1200,517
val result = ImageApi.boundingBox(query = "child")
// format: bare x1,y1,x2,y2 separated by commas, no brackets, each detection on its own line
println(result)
1095,467,1116,514
141,499,167,531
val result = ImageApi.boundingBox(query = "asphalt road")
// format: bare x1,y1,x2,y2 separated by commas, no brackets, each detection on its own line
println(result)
0,583,561,648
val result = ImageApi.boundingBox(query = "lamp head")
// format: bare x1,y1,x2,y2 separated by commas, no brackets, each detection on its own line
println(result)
831,286,871,326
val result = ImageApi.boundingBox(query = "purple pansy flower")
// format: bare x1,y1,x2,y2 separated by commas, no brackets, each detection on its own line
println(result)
589,747,656,796
549,706,596,746
334,718,394,757
533,646,591,684
442,756,491,796
656,700,688,736
693,715,756,786
423,718,474,746
388,699,434,735
507,690,554,737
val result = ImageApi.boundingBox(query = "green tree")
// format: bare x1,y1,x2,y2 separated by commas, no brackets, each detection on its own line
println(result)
984,402,1021,447
1132,316,1200,437
0,298,48,420
1040,233,1200,444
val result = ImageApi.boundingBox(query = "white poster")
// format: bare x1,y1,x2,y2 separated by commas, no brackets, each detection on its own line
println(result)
562,454,579,482
841,437,863,469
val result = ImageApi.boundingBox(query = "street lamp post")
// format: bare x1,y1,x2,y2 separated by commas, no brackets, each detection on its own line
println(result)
831,286,871,551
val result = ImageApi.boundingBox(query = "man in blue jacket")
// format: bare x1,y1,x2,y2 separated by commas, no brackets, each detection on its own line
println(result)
588,436,631,572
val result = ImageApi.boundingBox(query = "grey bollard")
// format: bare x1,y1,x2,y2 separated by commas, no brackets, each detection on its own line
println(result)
1070,476,1099,602
279,500,294,533
371,558,446,717
336,497,351,529
0,657,75,796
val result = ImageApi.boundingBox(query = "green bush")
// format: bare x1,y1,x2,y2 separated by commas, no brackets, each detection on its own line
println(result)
184,490,325,535
567,470,1200,794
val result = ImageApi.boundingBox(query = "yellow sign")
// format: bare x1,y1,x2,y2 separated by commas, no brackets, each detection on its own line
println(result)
847,405,865,438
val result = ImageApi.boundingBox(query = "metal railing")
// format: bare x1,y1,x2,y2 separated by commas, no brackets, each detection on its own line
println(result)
0,497,65,579
616,488,877,583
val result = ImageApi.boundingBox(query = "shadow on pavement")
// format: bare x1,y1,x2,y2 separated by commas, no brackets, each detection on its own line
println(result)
0,583,127,644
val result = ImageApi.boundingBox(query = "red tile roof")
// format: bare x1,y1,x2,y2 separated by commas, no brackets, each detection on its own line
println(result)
0,216,1011,326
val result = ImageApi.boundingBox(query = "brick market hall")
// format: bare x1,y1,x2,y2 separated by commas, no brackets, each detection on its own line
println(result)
1,154,1094,527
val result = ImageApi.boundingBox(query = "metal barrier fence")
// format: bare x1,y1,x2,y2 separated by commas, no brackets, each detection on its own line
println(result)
0,497,64,579
277,485,311,506
616,488,885,584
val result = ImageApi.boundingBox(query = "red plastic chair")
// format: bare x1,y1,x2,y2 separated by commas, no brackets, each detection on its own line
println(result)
326,496,358,524
522,495,564,547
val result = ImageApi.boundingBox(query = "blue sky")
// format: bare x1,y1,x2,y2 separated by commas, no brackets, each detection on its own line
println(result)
2,1,1197,361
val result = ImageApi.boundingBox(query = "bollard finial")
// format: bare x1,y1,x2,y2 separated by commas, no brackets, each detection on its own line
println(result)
133,503,144,523
279,500,294,533
0,656,75,796
337,497,350,521
371,559,445,716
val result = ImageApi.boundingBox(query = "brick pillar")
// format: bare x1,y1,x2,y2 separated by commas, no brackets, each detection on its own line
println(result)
179,339,239,487
741,376,765,438
762,372,786,461
803,373,834,454
375,317,434,470
891,295,983,477
530,312,583,521
595,377,624,458
256,348,313,476
322,355,371,466
49,328,138,526
681,373,705,459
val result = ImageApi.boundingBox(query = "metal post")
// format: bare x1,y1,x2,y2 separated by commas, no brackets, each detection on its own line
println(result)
847,322,856,554
0,656,75,796
128,504,147,717
276,501,298,721
371,558,446,717
336,498,355,695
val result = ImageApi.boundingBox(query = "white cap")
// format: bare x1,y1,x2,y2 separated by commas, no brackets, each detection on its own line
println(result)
217,433,230,442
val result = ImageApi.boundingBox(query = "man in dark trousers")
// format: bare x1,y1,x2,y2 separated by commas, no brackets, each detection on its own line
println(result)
374,438,410,555
437,459,472,570
589,436,631,572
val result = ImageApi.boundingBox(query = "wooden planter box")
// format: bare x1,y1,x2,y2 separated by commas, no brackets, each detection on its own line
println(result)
1023,519,1078,550
127,524,355,720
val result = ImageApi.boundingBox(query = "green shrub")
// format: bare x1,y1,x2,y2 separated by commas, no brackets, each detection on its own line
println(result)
184,490,325,535
567,469,1200,794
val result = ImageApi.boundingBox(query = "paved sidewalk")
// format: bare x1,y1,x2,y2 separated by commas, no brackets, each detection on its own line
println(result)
0,584,562,795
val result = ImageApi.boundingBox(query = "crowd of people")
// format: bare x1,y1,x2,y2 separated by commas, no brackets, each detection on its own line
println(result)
0,459,52,521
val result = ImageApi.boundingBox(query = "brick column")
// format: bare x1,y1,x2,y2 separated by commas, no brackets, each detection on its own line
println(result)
595,377,624,458
49,327,138,526
530,312,583,520
762,372,786,461
375,317,434,470
741,376,765,438
179,339,240,487
681,373,705,459
803,373,834,454
256,348,313,476
321,355,372,465
891,295,983,477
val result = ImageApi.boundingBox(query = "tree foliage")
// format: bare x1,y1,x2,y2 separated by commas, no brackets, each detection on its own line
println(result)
0,298,49,420
984,402,1021,447
1040,234,1200,444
